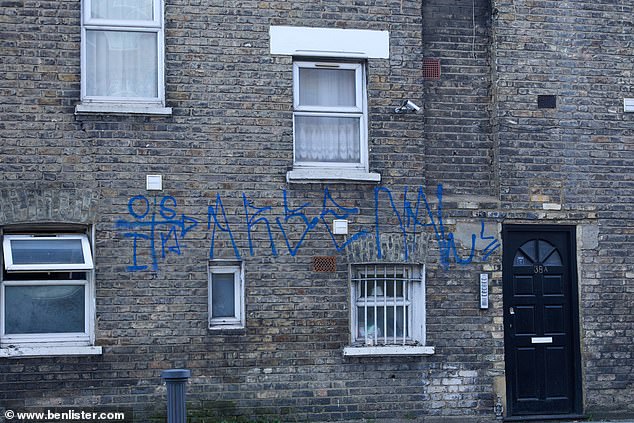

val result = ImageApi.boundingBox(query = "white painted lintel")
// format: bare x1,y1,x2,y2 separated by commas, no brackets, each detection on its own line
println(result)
270,26,390,59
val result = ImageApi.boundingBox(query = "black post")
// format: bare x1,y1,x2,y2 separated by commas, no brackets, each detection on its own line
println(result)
161,369,191,423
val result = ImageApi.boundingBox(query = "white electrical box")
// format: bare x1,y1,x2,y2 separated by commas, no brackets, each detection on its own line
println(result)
479,273,489,309
332,219,349,235
146,175,163,191
624,98,634,113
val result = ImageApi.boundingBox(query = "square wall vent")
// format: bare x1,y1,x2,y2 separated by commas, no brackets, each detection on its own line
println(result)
423,58,441,80
312,256,337,273
537,95,557,109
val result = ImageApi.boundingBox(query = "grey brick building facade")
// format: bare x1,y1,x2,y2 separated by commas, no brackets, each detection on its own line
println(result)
0,0,632,421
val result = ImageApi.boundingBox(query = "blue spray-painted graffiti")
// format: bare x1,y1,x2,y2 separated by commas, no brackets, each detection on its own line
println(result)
116,184,500,272
116,195,198,271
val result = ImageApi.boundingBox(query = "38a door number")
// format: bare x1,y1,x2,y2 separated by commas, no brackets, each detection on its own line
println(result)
533,265,549,274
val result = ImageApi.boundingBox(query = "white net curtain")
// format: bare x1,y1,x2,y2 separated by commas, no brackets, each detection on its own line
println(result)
295,67,361,164
85,0,158,99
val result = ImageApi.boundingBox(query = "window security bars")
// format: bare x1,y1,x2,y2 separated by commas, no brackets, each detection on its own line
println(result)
352,265,419,346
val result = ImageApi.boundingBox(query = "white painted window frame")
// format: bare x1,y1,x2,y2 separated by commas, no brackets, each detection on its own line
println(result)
344,264,434,357
292,61,368,172
0,231,99,356
76,0,171,115
1,279,92,346
3,234,94,271
208,262,245,330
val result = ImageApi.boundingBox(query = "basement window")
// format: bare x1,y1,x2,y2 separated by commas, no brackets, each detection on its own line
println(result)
0,231,101,358
344,264,434,357
208,261,245,330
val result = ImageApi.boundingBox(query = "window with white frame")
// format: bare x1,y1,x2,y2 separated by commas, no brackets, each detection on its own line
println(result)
208,262,244,330
292,61,368,172
1,232,97,352
76,0,170,114
345,264,433,356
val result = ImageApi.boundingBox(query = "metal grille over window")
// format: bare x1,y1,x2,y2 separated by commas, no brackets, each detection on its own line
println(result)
352,265,418,346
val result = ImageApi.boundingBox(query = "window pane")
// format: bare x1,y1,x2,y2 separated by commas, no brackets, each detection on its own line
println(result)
295,115,360,163
91,0,154,21
211,273,235,318
11,239,85,266
86,30,158,98
298,68,356,107
357,306,383,339
4,286,85,334
356,306,407,340
543,250,563,266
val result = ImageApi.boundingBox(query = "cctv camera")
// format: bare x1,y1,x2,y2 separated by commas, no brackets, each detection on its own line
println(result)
395,99,421,113
404,100,420,112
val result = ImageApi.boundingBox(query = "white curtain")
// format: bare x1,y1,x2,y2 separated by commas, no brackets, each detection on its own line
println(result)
295,116,360,163
86,0,157,98
90,0,154,20
295,68,361,163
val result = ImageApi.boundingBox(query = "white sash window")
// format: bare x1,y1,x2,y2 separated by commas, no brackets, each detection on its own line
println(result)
293,61,367,171
76,0,170,115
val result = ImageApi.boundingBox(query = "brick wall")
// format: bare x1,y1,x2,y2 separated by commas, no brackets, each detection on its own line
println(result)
492,0,634,417
1,0,632,420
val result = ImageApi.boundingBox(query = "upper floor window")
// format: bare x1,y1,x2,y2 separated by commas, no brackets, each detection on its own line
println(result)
76,0,171,115
270,26,386,183
293,61,367,170
289,60,379,182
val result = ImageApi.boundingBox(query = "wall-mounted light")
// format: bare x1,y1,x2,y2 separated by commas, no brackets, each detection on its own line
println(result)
394,99,420,114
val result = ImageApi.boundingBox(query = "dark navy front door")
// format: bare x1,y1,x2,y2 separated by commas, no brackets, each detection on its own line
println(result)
503,226,582,417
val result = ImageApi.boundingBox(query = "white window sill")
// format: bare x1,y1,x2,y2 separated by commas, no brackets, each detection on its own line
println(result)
287,168,381,184
208,324,245,331
75,103,172,116
0,345,103,358
343,345,435,357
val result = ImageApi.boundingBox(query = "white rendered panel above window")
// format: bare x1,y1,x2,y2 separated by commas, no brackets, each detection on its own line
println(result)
270,26,390,59
3,235,94,271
